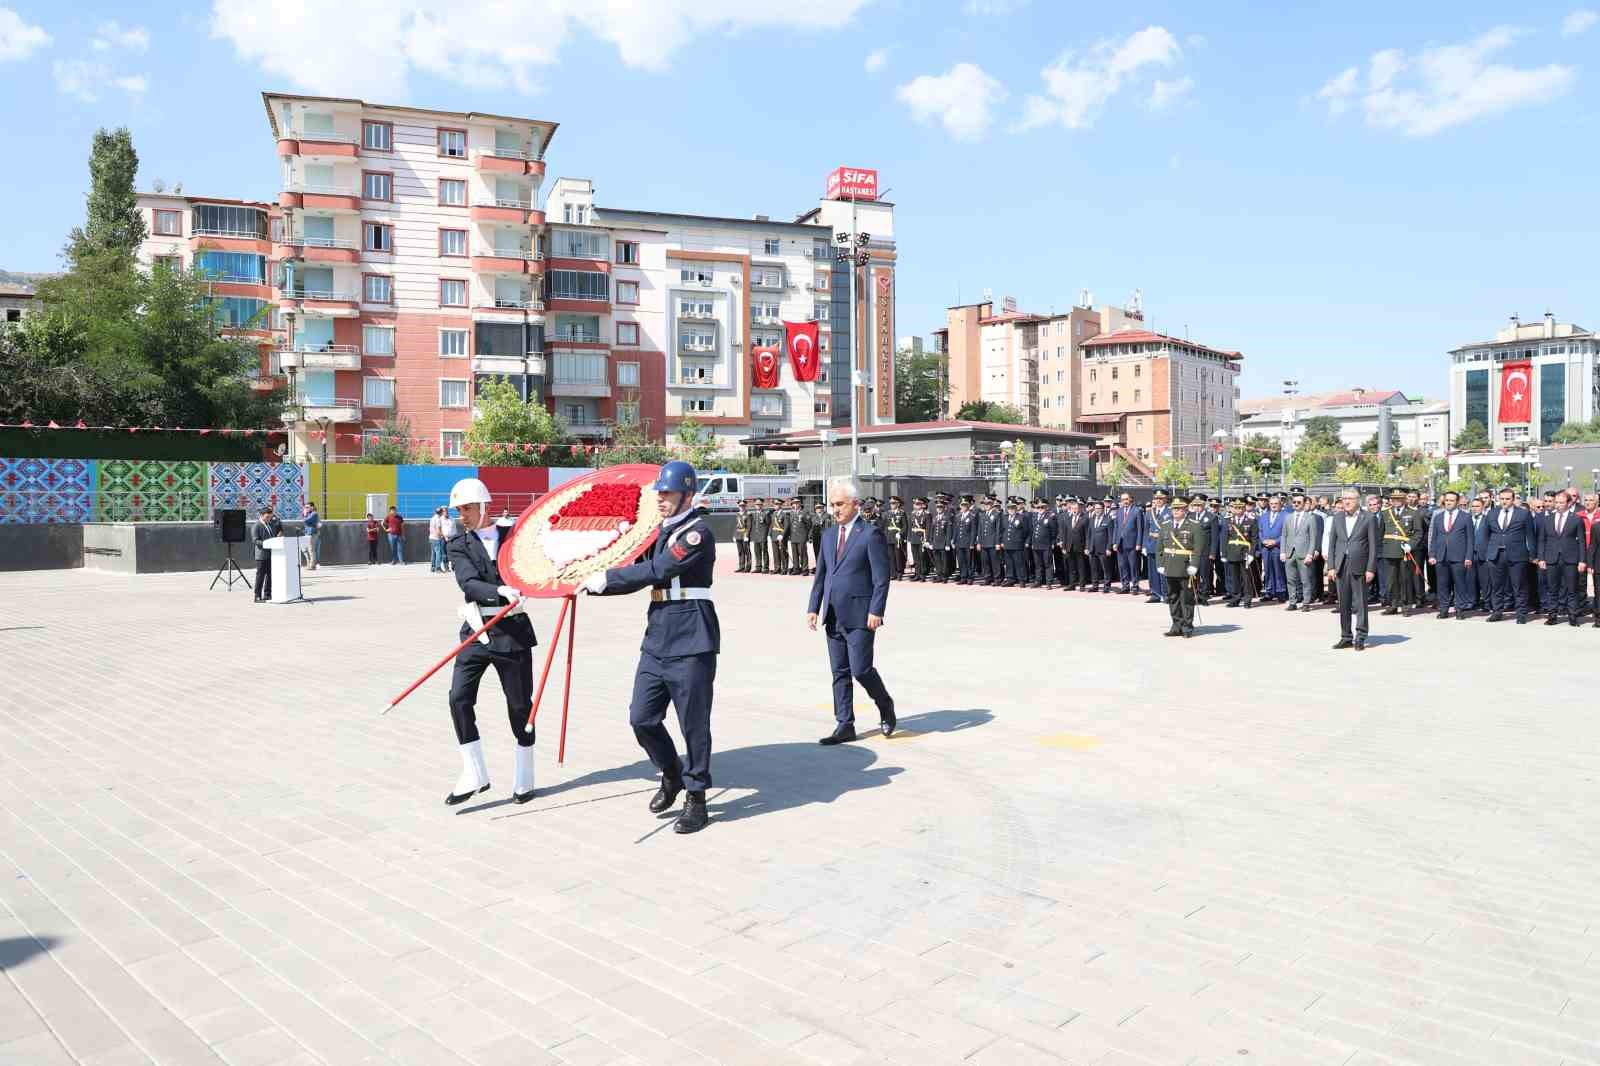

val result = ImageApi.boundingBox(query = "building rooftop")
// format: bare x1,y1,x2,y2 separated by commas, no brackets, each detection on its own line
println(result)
594,205,831,234
261,91,558,152
740,419,1098,447
1239,398,1443,422
1081,328,1242,362
1239,389,1406,417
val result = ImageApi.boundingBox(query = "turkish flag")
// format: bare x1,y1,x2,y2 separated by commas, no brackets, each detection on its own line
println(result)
1500,360,1532,424
751,346,780,389
784,321,820,382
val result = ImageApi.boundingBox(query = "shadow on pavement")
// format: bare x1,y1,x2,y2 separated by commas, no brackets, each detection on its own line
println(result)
1363,633,1411,647
0,936,57,971
1186,624,1241,636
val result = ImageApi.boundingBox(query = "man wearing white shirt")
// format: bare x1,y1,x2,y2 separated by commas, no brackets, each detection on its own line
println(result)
1326,488,1378,650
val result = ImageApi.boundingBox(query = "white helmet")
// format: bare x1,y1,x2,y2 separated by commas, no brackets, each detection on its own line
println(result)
448,477,493,508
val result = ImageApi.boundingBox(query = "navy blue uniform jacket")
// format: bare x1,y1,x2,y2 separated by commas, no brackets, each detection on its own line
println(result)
449,522,538,654
808,517,891,629
602,510,720,658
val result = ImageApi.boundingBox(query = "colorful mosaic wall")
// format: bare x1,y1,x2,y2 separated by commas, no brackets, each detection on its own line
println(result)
210,462,306,518
94,459,210,522
0,458,96,524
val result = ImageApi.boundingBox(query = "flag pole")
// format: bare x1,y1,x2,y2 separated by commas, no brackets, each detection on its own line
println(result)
557,595,576,765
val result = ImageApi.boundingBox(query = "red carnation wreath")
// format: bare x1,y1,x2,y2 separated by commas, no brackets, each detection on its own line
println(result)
499,465,664,596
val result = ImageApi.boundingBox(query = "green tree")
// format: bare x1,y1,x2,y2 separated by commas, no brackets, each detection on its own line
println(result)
955,399,1023,424
1104,455,1131,490
1300,415,1344,449
1551,416,1600,444
1007,439,1045,497
68,128,145,266
894,345,948,424
1225,434,1281,485
359,417,433,464
465,378,567,466
719,453,778,474
1360,420,1402,453
595,422,671,467
1452,420,1490,450
1153,455,1193,492
673,416,722,470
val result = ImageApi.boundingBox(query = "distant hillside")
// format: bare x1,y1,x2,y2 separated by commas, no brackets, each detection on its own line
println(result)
0,270,55,293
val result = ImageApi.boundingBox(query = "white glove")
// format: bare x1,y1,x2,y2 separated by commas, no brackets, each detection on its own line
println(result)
580,571,607,595
1187,566,1197,576
1156,566,1165,576
496,585,527,617
1245,554,1253,563
497,585,522,603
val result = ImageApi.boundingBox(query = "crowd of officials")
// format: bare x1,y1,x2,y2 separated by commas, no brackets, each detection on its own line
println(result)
730,484,1600,627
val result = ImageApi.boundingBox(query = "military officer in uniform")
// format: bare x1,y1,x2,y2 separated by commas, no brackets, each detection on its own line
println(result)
749,496,770,573
1221,496,1257,608
885,496,907,580
907,497,929,580
928,493,952,583
580,461,719,834
1028,498,1053,588
1157,491,1209,637
811,501,827,573
953,494,978,584
1002,497,1030,586
733,499,752,573
772,498,793,576
787,497,811,575
443,477,540,807
1379,487,1421,616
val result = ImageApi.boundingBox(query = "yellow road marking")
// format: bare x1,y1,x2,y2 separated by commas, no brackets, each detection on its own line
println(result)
1037,733,1102,751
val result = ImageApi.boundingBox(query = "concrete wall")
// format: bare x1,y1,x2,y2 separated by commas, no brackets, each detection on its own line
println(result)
0,524,84,571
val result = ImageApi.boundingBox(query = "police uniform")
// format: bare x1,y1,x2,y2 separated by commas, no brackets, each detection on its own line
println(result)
953,497,978,584
443,478,539,807
586,462,719,834
733,504,752,572
1028,500,1054,588
1157,497,1209,637
908,499,930,580
1002,499,1029,586
885,498,907,579
928,496,952,582
749,499,770,573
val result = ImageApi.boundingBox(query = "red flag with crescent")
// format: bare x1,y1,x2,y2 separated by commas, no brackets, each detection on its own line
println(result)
784,321,820,382
1500,360,1532,424
752,346,780,389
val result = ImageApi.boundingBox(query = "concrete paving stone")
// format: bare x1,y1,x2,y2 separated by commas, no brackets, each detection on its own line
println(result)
467,1032,563,1066
77,1044,157,1066
0,1030,78,1066
209,1027,301,1066
546,1033,629,1066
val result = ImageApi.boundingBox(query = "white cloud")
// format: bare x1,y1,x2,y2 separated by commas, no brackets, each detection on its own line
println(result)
1317,27,1576,136
1562,9,1598,35
210,0,871,98
962,0,1026,13
864,47,887,74
895,62,1006,140
52,58,147,102
1148,75,1192,110
0,7,50,61
92,20,150,53
1017,25,1182,130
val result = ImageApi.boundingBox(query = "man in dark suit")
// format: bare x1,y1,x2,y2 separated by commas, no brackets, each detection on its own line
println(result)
1485,487,1536,623
1537,489,1584,626
250,505,283,603
1427,490,1476,619
1111,492,1144,593
807,478,895,746
1327,487,1378,650
443,477,539,808
1467,497,1491,611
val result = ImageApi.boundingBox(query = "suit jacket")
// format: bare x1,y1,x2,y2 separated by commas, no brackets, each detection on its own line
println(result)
603,510,719,658
1468,512,1491,563
1428,508,1474,565
1087,514,1113,552
448,523,538,654
1111,505,1144,550
251,516,282,562
1537,509,1584,566
808,517,890,630
1281,510,1320,562
1326,510,1379,579
1484,506,1535,563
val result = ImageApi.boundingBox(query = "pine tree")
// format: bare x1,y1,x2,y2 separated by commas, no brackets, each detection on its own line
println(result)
67,128,146,265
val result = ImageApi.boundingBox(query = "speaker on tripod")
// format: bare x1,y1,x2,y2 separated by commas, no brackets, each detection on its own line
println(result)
211,508,249,591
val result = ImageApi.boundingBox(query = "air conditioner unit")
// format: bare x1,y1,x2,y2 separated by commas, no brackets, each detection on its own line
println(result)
700,279,711,287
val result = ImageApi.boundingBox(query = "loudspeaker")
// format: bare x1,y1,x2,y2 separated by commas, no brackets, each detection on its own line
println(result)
215,508,246,544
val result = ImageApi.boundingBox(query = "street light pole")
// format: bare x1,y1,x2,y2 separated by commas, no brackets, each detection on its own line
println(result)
836,210,872,481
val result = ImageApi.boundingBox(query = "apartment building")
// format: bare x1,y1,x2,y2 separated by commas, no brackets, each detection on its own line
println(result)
1236,387,1450,457
265,92,557,461
547,173,897,452
1077,327,1242,474
1448,312,1598,452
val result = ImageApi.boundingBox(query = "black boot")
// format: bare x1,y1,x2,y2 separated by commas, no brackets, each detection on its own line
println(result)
649,775,684,814
674,791,708,834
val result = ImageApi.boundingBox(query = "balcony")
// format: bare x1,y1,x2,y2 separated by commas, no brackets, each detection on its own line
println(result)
279,234,360,263
750,276,786,292
679,341,715,355
566,420,613,439
751,313,782,327
549,352,610,397
677,367,729,388
279,182,361,212
474,354,545,377
550,328,603,345
285,396,362,423
280,288,359,313
470,200,544,225
283,130,360,159
472,246,541,274
276,343,361,371
677,307,717,322
752,397,785,419
476,148,546,178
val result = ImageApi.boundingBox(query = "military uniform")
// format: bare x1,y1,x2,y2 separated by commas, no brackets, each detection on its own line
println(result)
1157,500,1209,636
928,497,952,582
770,502,791,575
1379,491,1422,615
1220,504,1258,607
749,499,770,573
884,499,907,580
787,502,810,575
811,505,827,570
907,500,929,580
733,504,752,572
953,498,978,584
975,497,1000,585
1087,502,1113,591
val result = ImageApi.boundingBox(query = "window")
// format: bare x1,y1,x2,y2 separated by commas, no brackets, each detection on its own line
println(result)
191,203,267,238
440,279,467,307
615,241,639,265
814,401,828,414
477,322,533,357
363,377,394,408
551,230,608,259
616,280,639,305
1134,365,1141,377
362,325,395,355
686,399,713,413
206,297,268,328
363,275,392,304
548,270,609,301
813,302,829,321
1135,418,1144,431
1134,389,1141,402
440,328,468,357
1111,367,1119,379
438,129,467,158
680,329,715,351
441,431,466,459
752,302,780,321
363,222,393,252
1090,369,1097,381
440,380,469,408
1540,362,1565,445
153,209,181,235
680,265,713,284
195,251,267,284
763,238,781,255
617,362,640,387
362,171,392,201
680,299,714,318
439,229,467,257
362,121,392,151
439,179,467,206
1465,368,1488,431
153,254,182,272
617,322,640,346
616,401,640,427
1112,391,1119,404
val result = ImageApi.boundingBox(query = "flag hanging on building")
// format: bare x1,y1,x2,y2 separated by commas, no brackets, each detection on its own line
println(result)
783,321,821,382
751,346,780,390
1499,361,1532,424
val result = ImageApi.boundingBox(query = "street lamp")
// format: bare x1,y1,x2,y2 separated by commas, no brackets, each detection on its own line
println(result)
835,224,873,478
1259,456,1270,492
1212,428,1229,503
1564,465,1573,489
819,428,837,479
316,415,333,515
1591,467,1598,491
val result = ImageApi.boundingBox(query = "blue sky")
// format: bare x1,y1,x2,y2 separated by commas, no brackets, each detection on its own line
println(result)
3,0,1597,400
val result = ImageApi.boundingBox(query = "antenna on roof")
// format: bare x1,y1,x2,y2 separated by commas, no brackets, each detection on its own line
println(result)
1128,288,1143,316
1078,288,1090,308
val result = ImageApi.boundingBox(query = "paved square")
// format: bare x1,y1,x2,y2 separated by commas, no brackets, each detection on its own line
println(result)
1,560,1598,1066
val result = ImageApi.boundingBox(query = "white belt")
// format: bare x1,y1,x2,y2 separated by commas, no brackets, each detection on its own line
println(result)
651,587,713,602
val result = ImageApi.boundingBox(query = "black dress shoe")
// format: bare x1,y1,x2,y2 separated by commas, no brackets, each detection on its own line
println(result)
1163,627,1180,637
513,787,537,804
1181,627,1194,638
1226,601,1239,608
1436,612,1448,620
1545,616,1559,626
1353,639,1366,651
1286,603,1298,612
820,725,857,746
1456,612,1469,621
674,791,708,834
1571,617,1582,627
1332,638,1354,649
648,777,683,814
1516,616,1528,624
445,782,490,806
1146,595,1161,603
1486,612,1503,622
1380,607,1397,616
879,701,896,738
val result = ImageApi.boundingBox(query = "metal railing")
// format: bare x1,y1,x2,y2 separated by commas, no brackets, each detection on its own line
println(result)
550,352,609,385
475,246,538,260
680,342,714,353
284,289,358,302
293,129,359,143
566,421,614,438
198,273,269,286
487,198,535,210
491,297,537,310
552,329,603,344
488,146,535,160
191,227,270,240
287,397,363,415
289,182,358,196
282,235,357,249
280,341,359,354
678,371,726,386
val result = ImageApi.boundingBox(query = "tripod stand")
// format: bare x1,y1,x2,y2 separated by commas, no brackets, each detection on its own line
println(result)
211,544,249,591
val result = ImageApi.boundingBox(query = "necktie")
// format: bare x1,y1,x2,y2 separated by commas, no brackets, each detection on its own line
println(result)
1556,513,1564,535
1500,510,1508,530
837,524,847,558
1445,512,1453,533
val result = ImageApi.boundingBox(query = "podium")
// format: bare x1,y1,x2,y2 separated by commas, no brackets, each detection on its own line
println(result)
261,535,305,603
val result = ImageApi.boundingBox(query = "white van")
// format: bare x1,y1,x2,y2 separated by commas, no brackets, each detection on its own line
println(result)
694,471,801,512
